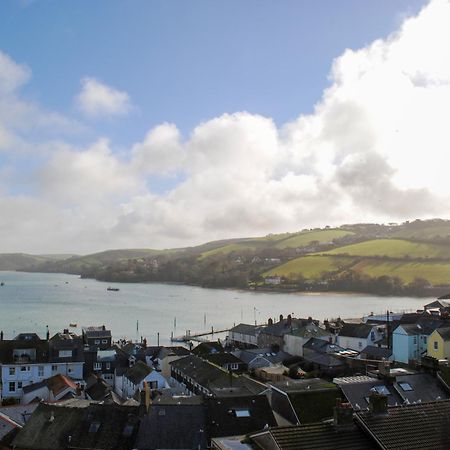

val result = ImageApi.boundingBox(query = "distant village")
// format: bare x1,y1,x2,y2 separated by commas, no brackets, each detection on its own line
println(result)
2,296,450,449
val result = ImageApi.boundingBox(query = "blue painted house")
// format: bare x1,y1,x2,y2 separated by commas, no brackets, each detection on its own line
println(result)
393,319,444,364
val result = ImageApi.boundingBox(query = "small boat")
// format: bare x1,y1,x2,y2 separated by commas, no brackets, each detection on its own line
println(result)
107,287,120,292
0,282,4,286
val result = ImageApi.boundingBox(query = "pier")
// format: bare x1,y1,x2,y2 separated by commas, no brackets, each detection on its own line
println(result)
171,326,232,343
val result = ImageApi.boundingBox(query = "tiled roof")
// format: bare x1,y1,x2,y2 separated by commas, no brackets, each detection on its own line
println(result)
229,323,261,336
205,352,245,367
250,422,378,450
360,345,393,359
355,400,450,450
339,323,374,339
436,326,450,340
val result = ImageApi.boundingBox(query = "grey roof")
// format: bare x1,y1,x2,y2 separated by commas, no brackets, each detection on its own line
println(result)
205,352,246,367
0,412,19,441
157,346,191,360
124,360,152,385
287,325,330,339
232,348,291,365
206,395,276,438
260,318,310,337
0,404,38,426
0,339,49,364
355,399,450,450
436,327,450,340
230,323,261,336
270,378,337,394
360,345,393,359
250,422,378,450
135,404,208,449
339,380,403,410
82,326,112,339
395,373,449,403
303,338,345,354
303,352,346,368
339,323,374,339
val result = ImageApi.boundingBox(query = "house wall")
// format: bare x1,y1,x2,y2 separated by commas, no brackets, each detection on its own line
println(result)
337,326,383,352
229,331,258,347
427,332,447,359
284,334,331,357
393,327,417,363
0,362,83,399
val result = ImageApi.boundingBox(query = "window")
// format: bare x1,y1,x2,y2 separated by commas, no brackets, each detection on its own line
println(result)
434,341,439,350
20,366,27,372
94,340,100,345
358,341,363,348
59,350,72,358
230,363,239,370
17,381,22,389
38,366,44,377
370,331,375,341
9,382,15,392
398,381,413,391
88,422,101,433
102,339,107,344
106,363,111,370
68,367,74,374
93,362,101,371
235,409,251,417
413,337,417,344
423,336,427,344
52,365,58,372
373,385,391,395
9,367,15,376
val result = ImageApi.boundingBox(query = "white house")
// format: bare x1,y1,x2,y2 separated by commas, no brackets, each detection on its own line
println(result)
0,333,84,400
21,374,78,405
337,323,384,352
120,361,169,399
283,324,332,357
228,324,261,348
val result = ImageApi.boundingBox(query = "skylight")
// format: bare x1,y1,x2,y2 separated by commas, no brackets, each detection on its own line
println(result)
88,422,101,433
398,381,413,391
373,385,391,395
235,409,251,417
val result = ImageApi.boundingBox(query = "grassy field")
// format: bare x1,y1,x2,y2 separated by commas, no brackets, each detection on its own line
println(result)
263,255,354,279
274,229,353,249
391,223,450,240
199,242,262,259
352,259,450,284
321,239,450,259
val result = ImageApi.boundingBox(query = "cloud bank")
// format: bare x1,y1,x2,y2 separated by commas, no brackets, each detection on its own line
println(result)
1,0,450,253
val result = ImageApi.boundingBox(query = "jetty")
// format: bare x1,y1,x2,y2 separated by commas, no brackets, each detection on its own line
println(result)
171,326,232,343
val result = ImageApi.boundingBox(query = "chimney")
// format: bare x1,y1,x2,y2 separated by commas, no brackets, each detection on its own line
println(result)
324,319,329,330
0,330,3,341
378,361,394,383
102,325,106,331
279,314,284,323
63,329,69,335
368,392,388,415
307,316,313,323
144,381,151,412
268,318,273,326
46,327,50,341
333,400,354,429
143,337,147,348
287,314,292,327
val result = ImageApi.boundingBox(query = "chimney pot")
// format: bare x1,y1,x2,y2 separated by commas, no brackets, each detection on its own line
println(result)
279,314,284,323
368,392,388,415
333,400,354,428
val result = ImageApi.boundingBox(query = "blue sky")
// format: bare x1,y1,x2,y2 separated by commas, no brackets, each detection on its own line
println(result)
3,0,450,253
0,0,425,145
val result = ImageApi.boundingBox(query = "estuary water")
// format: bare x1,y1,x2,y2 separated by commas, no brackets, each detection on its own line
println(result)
0,271,427,345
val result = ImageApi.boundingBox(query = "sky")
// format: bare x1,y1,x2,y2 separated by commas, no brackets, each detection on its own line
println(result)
2,0,449,254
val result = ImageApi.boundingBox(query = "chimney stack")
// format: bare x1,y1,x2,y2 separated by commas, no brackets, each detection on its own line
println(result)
368,392,388,415
279,314,284,323
0,330,3,341
268,318,273,326
333,400,354,429
102,325,106,331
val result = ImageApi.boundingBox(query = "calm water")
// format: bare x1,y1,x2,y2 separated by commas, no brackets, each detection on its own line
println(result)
0,271,427,345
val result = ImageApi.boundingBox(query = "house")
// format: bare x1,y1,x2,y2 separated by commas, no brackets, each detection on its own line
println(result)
135,398,208,450
264,276,281,285
249,402,378,450
204,352,247,373
227,323,261,348
21,374,79,404
205,395,276,439
121,361,169,399
82,325,112,350
427,327,450,360
231,348,291,370
48,330,84,380
355,398,450,450
153,346,191,378
0,333,84,400
268,378,342,425
192,341,224,357
392,318,444,363
257,315,312,349
337,323,384,352
359,345,393,361
12,401,140,450
301,338,348,377
283,323,332,357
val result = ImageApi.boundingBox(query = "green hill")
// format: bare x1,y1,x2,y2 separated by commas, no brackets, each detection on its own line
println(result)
321,239,450,259
0,253,61,271
274,229,353,249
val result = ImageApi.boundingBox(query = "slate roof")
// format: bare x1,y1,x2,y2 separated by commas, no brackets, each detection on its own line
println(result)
287,325,330,339
250,422,378,450
260,318,310,337
360,345,393,359
232,348,291,365
355,399,450,450
339,323,374,339
0,412,19,441
192,341,224,356
206,395,276,438
157,346,191,360
205,352,246,367
303,337,345,354
303,352,346,367
124,360,152,385
135,404,208,449
86,378,112,401
436,327,450,340
82,326,112,339
230,323,261,336
0,339,49,364
394,373,449,403
0,404,38,426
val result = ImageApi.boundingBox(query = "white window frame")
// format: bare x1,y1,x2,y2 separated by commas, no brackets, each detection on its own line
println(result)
93,362,102,371
9,367,15,376
38,366,44,377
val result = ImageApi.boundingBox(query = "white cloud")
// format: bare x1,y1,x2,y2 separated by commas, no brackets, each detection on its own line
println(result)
76,77,131,118
2,0,450,253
